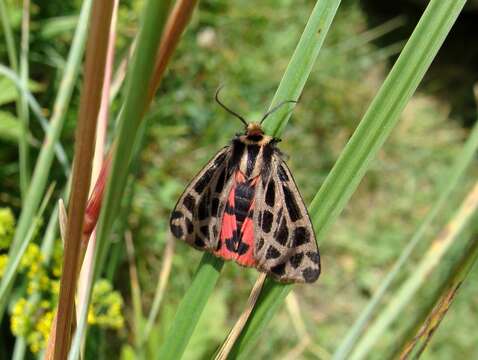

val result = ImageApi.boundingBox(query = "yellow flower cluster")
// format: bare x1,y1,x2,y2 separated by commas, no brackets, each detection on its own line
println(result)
0,208,15,249
0,254,8,277
88,279,125,329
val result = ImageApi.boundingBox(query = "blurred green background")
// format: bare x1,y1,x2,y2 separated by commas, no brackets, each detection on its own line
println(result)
0,0,477,358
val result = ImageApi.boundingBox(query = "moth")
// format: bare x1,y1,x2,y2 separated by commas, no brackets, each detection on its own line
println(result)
170,88,321,283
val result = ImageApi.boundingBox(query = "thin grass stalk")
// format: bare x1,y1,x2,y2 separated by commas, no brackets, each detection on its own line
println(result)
0,0,92,320
398,233,478,359
68,1,173,358
125,231,144,349
158,1,342,357
334,118,478,360
53,2,116,357
229,0,467,357
19,0,31,197
350,181,478,360
143,234,175,340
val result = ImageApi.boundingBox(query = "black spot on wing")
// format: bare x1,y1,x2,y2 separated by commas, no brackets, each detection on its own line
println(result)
246,145,260,176
270,262,286,277
265,181,275,207
289,253,303,268
292,227,310,246
198,190,210,220
211,198,220,217
278,164,289,181
306,251,320,264
302,267,320,283
261,144,275,184
261,210,273,233
237,242,249,255
194,235,206,248
200,226,209,238
214,150,228,166
225,202,234,215
170,224,183,238
235,182,255,200
215,168,227,194
282,185,302,222
266,246,281,259
170,211,183,220
275,218,289,245
229,139,246,173
183,194,196,213
194,167,216,194
185,218,194,234
257,237,265,250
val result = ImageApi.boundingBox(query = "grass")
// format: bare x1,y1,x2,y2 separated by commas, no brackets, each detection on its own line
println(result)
0,0,476,358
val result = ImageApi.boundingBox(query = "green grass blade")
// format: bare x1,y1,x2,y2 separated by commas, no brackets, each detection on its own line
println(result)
334,119,478,360
68,1,172,358
229,0,467,357
158,1,341,358
18,0,32,198
350,181,478,360
263,0,342,137
0,0,92,320
157,253,224,360
0,0,30,199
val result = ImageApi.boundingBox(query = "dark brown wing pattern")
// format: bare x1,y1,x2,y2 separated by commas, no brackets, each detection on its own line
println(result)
253,152,321,283
170,146,234,251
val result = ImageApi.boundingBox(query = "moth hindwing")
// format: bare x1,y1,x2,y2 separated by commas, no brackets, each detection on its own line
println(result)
170,121,321,283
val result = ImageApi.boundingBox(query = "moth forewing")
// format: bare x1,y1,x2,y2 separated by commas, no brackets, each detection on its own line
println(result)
170,146,234,251
253,154,320,283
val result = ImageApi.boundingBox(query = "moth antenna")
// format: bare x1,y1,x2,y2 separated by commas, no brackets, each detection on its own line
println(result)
215,85,248,127
260,100,298,124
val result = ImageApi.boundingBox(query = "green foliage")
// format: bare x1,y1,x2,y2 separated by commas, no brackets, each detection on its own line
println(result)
0,208,15,249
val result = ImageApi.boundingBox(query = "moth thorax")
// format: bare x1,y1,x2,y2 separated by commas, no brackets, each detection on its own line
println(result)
245,123,265,143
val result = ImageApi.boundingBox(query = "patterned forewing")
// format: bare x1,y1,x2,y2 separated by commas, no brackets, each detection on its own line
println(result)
170,146,234,251
253,153,321,283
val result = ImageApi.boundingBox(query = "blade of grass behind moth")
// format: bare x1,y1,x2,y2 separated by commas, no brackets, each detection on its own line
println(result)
334,114,478,360
0,0,92,320
159,1,341,358
350,180,478,360
68,1,173,358
229,0,467,358
53,1,116,358
19,0,31,197
215,274,267,360
397,233,478,359
143,234,175,341
262,0,342,137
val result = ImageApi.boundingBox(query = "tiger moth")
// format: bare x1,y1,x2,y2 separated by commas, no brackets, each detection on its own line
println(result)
170,89,321,283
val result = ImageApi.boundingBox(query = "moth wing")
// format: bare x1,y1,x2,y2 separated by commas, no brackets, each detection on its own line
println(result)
170,146,234,251
253,153,321,283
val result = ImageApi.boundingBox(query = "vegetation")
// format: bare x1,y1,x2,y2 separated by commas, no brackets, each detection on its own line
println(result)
0,0,476,358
